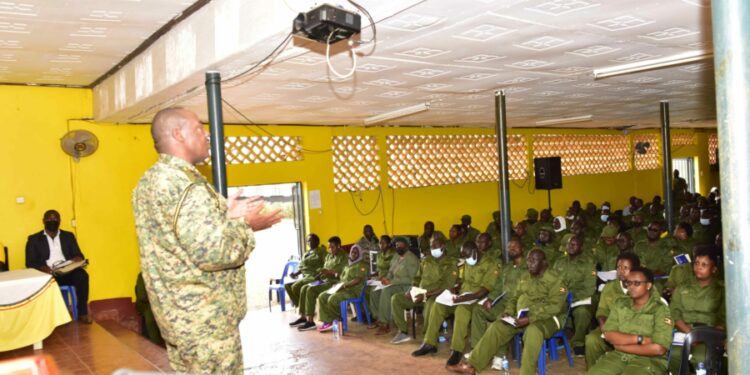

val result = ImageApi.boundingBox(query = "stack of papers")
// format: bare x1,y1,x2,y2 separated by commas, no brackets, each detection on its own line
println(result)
501,308,529,327
435,290,478,306
367,279,387,291
477,292,507,307
52,259,88,276
409,286,427,299
326,283,344,294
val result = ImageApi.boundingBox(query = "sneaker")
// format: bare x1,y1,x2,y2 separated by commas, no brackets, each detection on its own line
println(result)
390,332,412,344
318,322,333,332
490,356,504,370
297,321,317,331
289,317,307,327
412,343,438,357
574,346,585,357
447,350,463,366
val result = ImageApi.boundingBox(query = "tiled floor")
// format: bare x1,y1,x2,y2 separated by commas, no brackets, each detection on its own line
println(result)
1,309,588,374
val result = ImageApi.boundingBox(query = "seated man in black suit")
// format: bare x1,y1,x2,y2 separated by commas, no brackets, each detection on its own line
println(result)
25,209,92,323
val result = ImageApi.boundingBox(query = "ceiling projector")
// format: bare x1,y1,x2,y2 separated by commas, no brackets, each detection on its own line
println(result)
292,3,361,44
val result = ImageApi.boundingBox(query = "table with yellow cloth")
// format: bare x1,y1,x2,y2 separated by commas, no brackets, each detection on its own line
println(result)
0,269,72,351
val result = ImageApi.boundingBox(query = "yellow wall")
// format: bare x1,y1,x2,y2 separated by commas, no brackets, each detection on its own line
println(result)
0,86,156,302
0,85,718,302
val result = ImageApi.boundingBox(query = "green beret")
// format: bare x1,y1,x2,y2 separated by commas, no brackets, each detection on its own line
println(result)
461,214,471,221
600,225,618,238
527,208,539,216
539,225,554,233
393,236,409,245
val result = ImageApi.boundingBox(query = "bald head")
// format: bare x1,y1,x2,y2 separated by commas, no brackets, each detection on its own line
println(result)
151,108,208,163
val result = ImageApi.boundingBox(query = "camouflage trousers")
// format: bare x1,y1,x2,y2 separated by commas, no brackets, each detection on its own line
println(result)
166,326,242,375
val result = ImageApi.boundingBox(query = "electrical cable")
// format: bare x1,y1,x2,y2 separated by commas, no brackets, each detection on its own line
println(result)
325,30,358,79
346,0,376,46
222,32,294,83
350,189,381,216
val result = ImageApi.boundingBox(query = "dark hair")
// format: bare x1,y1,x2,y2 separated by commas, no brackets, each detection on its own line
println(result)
676,222,694,237
629,266,654,283
461,240,478,252
380,235,392,244
308,233,320,243
43,209,60,218
451,224,463,232
693,245,720,265
616,252,640,269
328,236,342,246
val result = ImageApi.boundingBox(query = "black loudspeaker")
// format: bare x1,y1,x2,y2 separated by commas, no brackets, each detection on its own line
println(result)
534,157,562,190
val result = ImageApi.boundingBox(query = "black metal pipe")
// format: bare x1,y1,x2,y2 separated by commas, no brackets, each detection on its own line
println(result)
660,101,673,232
494,90,511,263
205,71,228,197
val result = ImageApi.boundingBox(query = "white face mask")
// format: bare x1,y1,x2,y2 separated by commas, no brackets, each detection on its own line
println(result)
700,218,711,226
465,257,478,266
600,215,609,222
431,248,443,258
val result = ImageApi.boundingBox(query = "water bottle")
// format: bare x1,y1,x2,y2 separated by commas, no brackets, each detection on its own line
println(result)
501,355,510,375
696,362,706,375
332,320,340,341
438,320,449,343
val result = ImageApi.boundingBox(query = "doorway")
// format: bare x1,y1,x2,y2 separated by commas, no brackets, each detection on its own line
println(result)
672,158,696,193
227,182,306,311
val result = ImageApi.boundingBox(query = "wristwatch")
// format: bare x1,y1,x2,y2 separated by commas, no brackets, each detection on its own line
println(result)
636,335,644,345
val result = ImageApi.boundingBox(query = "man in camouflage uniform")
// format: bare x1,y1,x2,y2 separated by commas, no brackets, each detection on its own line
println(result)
132,108,282,374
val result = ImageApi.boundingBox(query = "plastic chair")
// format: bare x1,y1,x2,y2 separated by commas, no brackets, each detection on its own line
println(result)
268,260,299,312
678,326,726,375
514,292,574,374
339,283,372,333
59,285,78,320
410,305,424,339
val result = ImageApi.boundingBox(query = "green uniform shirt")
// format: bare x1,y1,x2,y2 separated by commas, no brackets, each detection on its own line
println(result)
634,239,674,275
537,242,560,265
596,280,627,318
132,154,253,344
460,255,499,294
340,261,369,284
505,269,567,324
414,255,458,291
626,227,647,245
445,238,463,260
375,249,394,277
465,227,481,244
593,243,619,271
356,236,379,253
486,222,502,248
603,291,674,355
321,252,348,281
665,263,695,290
552,254,597,301
418,231,446,254
492,261,527,301
671,278,725,327
386,251,420,286
298,245,328,277
671,238,697,258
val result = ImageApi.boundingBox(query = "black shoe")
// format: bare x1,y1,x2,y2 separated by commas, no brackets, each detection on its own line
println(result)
412,343,438,357
297,321,317,331
351,315,359,322
573,346,585,357
447,351,463,366
289,317,307,327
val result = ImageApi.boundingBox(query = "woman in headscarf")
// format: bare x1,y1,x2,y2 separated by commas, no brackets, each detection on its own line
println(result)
315,245,369,332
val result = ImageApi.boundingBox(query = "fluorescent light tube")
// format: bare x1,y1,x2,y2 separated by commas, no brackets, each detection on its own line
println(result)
363,102,430,125
535,115,593,126
593,50,713,80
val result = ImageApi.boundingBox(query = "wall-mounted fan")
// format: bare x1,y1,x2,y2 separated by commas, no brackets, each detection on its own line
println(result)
634,141,651,155
60,130,99,161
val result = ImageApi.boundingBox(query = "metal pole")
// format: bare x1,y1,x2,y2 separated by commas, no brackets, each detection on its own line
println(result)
712,0,750,372
660,101,674,232
205,71,228,197
494,90,511,263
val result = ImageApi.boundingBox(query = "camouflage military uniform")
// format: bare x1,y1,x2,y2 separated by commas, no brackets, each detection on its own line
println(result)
133,154,254,374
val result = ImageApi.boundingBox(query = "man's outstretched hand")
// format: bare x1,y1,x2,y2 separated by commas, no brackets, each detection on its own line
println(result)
227,190,284,231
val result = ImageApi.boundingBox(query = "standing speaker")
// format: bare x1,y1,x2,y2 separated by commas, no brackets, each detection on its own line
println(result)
534,157,562,190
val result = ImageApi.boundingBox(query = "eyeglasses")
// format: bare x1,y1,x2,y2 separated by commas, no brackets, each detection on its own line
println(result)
623,280,648,287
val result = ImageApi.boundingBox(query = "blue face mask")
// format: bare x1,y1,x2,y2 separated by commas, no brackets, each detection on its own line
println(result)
431,248,443,258
465,257,478,266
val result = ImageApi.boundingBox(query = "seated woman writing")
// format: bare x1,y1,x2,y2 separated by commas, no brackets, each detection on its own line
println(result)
668,245,725,374
316,245,369,332
587,266,674,375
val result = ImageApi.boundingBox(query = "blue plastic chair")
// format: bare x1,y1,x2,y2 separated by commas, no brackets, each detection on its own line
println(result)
59,285,78,320
268,260,299,312
339,283,372,333
514,292,574,374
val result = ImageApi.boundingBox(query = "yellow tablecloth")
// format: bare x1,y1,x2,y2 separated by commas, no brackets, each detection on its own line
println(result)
0,269,72,351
